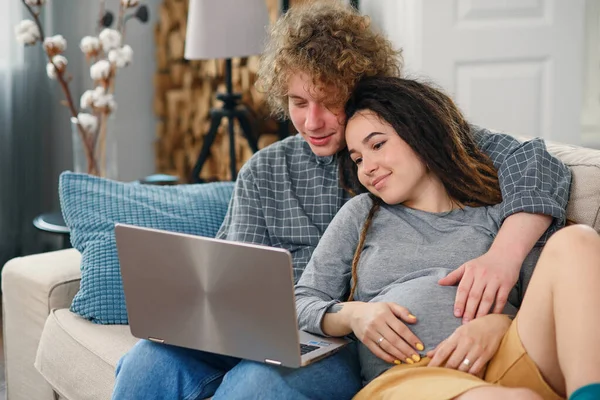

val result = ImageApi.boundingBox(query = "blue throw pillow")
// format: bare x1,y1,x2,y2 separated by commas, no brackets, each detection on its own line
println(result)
59,172,234,325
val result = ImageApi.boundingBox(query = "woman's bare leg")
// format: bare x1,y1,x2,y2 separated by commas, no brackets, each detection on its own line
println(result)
457,225,600,400
514,225,600,397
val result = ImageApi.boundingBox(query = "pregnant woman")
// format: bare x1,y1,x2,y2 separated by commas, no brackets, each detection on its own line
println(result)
295,76,600,400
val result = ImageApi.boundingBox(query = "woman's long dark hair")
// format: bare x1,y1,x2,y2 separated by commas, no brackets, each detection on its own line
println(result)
341,77,502,301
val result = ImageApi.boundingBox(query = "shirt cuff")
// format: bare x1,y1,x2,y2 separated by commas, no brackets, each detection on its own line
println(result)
499,191,567,244
305,300,340,337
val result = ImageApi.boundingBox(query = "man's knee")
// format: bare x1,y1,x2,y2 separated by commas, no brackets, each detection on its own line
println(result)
220,361,286,389
217,348,362,400
114,340,231,400
116,340,175,379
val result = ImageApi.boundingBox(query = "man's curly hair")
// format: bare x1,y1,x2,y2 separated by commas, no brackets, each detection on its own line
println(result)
256,0,402,120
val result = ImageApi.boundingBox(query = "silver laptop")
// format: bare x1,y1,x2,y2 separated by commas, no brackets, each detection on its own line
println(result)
115,223,350,368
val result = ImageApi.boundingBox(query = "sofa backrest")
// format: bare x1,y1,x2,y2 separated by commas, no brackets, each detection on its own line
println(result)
545,141,600,232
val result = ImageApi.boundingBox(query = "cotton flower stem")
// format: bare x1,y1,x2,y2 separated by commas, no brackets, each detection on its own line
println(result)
99,112,108,175
57,69,99,175
91,111,101,153
21,1,45,39
121,22,128,41
109,66,116,94
117,3,126,33
21,0,98,175
111,3,128,93
97,0,106,35
122,14,135,41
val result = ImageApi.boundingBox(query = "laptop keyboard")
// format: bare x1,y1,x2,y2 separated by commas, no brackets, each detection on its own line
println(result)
300,344,320,355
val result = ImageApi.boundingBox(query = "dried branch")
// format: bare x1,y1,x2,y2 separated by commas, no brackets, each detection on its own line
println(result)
117,2,126,32
21,0,98,174
97,0,106,35
108,2,128,95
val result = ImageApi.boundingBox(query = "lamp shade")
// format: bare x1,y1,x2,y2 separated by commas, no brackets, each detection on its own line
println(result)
184,0,270,60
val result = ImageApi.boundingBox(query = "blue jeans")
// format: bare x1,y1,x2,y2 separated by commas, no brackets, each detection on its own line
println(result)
112,340,362,400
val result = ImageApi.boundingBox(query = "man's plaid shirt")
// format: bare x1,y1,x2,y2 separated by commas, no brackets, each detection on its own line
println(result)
216,127,572,283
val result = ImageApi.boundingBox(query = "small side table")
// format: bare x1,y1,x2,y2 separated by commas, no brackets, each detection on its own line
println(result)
33,212,71,249
139,174,179,185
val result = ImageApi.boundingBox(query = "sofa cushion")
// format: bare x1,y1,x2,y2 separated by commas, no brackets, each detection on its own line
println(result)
59,172,235,324
545,142,600,232
35,309,138,400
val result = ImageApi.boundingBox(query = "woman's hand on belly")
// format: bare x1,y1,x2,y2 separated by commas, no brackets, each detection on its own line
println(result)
426,313,513,376
349,302,425,365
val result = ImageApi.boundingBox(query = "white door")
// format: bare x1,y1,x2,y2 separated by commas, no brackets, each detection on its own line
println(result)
363,0,586,144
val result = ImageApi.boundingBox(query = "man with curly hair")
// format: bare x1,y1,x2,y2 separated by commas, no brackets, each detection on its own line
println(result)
112,1,571,399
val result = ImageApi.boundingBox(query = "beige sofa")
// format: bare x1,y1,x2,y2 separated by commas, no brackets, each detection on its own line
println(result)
3,140,600,400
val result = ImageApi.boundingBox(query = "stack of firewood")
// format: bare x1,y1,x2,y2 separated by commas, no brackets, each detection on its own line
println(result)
154,0,311,182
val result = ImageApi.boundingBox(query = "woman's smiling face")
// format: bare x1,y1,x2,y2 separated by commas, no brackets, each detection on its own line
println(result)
345,110,429,206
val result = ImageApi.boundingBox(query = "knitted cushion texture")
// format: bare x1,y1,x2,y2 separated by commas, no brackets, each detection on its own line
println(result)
59,172,234,324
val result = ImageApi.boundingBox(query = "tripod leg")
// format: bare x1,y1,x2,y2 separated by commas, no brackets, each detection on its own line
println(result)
236,110,259,153
227,114,237,180
191,111,223,183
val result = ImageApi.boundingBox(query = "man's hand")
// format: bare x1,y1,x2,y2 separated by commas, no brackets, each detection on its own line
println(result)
438,249,521,323
439,212,552,324
427,313,512,376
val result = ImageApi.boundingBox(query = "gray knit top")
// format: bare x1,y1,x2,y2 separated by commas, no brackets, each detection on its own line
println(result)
295,193,522,384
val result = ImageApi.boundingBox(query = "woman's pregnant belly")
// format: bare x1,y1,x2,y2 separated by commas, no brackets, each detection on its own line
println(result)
358,270,462,383
371,273,462,351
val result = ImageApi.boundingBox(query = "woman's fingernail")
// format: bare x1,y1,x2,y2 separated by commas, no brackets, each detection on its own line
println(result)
416,343,424,351
412,354,421,362
405,358,414,365
408,313,416,319
394,359,402,365
454,309,461,317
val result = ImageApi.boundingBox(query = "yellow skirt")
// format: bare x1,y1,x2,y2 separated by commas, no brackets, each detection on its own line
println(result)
353,317,563,400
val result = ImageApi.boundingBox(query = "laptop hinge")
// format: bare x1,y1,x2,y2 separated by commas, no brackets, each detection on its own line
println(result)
148,337,165,344
264,359,282,366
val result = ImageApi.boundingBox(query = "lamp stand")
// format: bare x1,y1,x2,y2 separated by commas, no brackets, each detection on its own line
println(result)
191,58,259,182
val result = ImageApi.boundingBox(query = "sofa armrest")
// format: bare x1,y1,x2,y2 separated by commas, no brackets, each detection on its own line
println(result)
2,249,82,400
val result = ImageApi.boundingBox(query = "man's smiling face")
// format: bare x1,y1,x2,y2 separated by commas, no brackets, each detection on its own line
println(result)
287,72,347,157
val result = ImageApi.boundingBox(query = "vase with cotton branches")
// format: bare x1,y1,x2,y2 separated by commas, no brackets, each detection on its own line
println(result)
15,0,149,178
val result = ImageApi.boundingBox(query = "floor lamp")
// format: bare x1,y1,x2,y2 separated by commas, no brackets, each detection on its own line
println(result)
185,0,269,182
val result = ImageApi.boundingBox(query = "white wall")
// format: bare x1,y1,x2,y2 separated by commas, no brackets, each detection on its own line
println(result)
361,0,423,74
581,0,600,149
361,0,600,148
111,0,161,182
